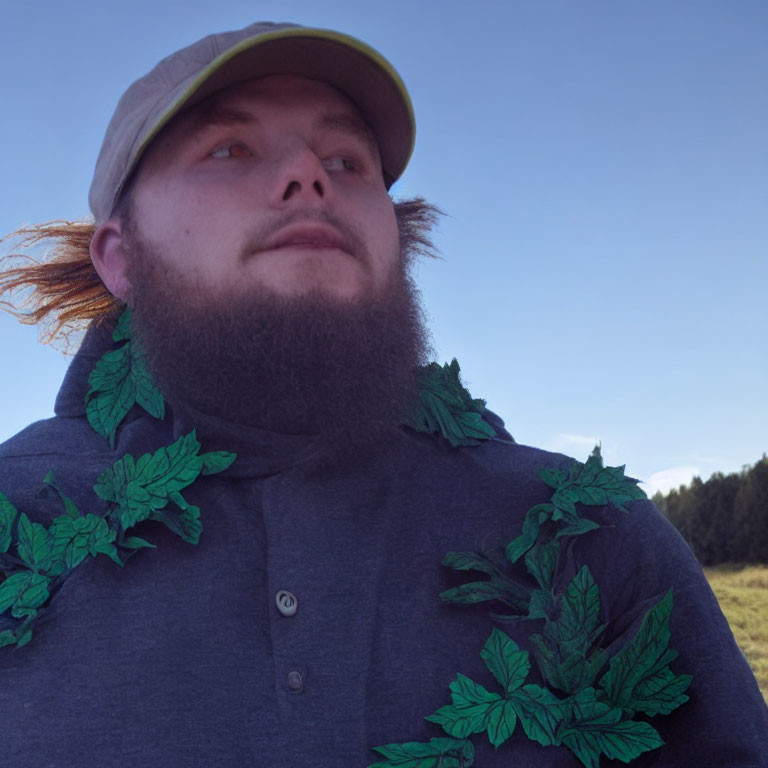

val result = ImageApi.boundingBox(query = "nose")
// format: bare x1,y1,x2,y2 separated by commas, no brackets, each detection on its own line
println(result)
270,143,329,206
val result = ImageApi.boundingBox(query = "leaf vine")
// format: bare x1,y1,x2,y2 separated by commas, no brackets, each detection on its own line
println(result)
370,452,692,768
0,308,237,649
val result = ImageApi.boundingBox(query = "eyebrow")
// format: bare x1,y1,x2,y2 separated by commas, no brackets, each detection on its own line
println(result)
185,103,256,135
317,112,379,158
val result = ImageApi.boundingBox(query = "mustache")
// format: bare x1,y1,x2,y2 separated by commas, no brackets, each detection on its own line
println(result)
239,209,369,263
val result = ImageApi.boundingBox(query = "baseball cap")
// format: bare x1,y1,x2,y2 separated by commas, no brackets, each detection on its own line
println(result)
88,21,415,222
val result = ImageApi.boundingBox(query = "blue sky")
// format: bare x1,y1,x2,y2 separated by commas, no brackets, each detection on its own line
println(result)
1,1,766,495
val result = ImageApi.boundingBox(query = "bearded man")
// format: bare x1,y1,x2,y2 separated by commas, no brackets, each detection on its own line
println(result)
0,21,765,768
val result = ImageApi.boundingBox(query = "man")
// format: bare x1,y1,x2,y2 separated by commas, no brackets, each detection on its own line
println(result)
0,21,765,768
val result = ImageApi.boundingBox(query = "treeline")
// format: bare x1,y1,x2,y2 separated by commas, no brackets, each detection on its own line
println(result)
652,455,768,566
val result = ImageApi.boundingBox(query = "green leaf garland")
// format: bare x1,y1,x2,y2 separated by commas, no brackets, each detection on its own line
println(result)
0,310,237,649
372,449,692,767
0,436,235,648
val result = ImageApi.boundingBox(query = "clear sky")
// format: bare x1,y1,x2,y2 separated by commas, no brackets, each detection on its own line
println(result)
1,0,766,495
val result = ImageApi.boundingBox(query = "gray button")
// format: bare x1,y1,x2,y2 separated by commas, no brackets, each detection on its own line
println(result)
287,670,303,692
276,589,297,617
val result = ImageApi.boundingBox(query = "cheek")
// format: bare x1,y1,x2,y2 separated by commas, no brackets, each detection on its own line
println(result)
365,197,400,267
133,183,243,261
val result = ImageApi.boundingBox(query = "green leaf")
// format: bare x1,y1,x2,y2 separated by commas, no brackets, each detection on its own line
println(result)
406,360,496,446
85,343,133,447
583,648,610,688
150,501,202,545
560,709,664,768
200,450,237,476
589,464,647,513
16,513,53,573
369,737,474,768
49,513,118,573
557,687,622,766
546,459,646,523
527,570,607,694
505,503,554,563
551,487,580,518
140,432,203,492
441,551,497,577
529,632,558,687
0,621,35,649
40,472,81,521
479,628,530,694
539,468,566,489
624,666,692,717
527,588,554,620
576,486,608,506
507,684,563,747
524,539,560,590
112,307,132,342
485,701,516,748
0,571,51,618
427,673,502,738
566,685,620,723
598,591,677,711
555,518,601,539
454,412,496,443
574,454,602,485
0,493,18,553
131,344,165,419
554,653,590,695
85,308,165,446
559,566,602,647
121,536,157,550
97,431,208,532
93,453,130,504
439,580,526,609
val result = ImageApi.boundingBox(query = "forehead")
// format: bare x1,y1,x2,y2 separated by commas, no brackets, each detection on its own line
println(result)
204,74,362,111
166,74,376,145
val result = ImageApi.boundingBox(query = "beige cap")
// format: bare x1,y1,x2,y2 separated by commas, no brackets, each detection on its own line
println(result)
89,21,415,222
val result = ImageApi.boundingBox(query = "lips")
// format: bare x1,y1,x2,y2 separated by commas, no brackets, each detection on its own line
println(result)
264,224,352,255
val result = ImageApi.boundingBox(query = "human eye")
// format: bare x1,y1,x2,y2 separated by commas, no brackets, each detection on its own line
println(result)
321,156,359,173
209,141,252,159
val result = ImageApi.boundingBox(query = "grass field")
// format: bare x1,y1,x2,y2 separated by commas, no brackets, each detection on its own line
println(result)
704,564,768,704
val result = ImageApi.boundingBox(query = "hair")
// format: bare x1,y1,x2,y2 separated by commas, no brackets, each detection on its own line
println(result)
0,195,442,351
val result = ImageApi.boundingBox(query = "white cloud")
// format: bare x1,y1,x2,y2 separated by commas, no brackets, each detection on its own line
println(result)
542,433,619,463
642,466,700,497
558,433,600,447
543,433,600,453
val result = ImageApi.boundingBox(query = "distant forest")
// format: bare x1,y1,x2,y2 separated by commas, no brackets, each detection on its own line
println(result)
652,455,768,566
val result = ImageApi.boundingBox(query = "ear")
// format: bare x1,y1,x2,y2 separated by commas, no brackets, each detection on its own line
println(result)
90,219,132,302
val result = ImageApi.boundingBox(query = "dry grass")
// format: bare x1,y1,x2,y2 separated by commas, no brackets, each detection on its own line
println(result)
704,564,768,704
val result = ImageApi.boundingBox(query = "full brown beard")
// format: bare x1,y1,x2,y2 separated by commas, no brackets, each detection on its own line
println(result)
124,226,431,441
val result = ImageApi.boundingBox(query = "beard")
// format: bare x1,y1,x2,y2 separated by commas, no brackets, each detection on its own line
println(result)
124,225,431,442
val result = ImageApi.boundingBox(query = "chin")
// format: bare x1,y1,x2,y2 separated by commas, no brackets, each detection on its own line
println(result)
252,252,372,298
